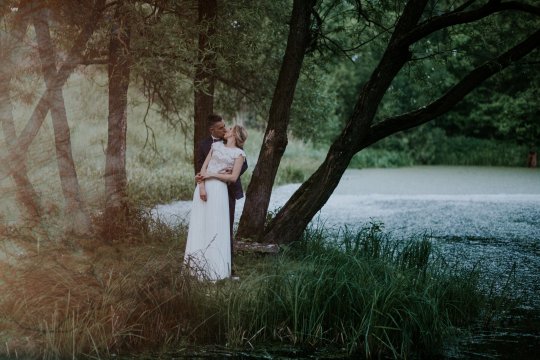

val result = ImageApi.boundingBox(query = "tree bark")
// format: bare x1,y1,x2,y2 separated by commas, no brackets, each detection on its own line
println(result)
236,0,316,241
193,0,217,174
32,6,91,233
103,3,131,235
263,4,540,245
0,4,42,222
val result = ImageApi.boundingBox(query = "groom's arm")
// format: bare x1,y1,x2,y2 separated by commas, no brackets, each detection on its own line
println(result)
206,156,244,183
196,139,210,173
219,158,247,176
240,158,248,176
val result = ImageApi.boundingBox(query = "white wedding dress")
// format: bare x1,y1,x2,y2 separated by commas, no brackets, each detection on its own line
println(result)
183,142,246,281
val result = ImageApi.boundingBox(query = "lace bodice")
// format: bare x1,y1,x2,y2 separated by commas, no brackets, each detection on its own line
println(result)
206,142,246,174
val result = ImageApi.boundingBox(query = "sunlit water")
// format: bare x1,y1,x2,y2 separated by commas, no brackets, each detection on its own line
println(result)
154,166,540,359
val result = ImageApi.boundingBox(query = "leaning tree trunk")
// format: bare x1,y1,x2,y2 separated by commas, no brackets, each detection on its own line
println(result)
103,4,131,235
263,2,540,245
0,6,42,223
193,0,217,174
33,6,91,233
236,0,316,241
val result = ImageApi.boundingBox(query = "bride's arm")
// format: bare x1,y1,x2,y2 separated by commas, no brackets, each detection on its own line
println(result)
205,155,244,183
196,149,213,182
197,149,212,201
200,149,213,176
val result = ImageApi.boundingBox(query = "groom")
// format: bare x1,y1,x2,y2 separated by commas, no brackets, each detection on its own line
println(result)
195,114,248,272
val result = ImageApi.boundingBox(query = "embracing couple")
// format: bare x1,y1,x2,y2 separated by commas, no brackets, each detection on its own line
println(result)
183,114,248,281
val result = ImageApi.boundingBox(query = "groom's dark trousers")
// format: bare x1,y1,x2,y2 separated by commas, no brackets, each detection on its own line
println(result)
197,137,248,268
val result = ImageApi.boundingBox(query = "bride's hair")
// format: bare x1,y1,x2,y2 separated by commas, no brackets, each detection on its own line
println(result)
233,125,248,148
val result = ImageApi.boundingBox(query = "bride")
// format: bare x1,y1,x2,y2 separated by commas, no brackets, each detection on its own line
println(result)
183,125,248,280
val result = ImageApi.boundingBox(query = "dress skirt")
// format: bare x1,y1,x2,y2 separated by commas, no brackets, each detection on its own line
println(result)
184,179,231,280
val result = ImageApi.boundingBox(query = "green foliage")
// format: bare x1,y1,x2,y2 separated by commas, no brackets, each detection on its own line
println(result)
350,148,415,168
274,139,327,185
3,0,538,232
425,10,540,148
431,135,529,166
350,126,530,169
128,1,196,132
324,3,540,156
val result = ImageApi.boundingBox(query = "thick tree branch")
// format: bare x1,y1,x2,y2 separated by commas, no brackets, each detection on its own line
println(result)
401,1,540,45
364,28,540,149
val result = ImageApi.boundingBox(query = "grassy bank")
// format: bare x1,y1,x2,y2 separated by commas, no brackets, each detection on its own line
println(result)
0,217,510,359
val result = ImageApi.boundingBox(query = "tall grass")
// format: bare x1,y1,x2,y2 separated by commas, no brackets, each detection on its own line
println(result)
0,217,514,359
224,223,494,358
0,213,228,359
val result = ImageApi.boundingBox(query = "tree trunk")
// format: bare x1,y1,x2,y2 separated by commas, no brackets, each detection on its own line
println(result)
236,0,316,241
103,3,131,235
0,4,42,223
32,6,91,233
193,0,217,174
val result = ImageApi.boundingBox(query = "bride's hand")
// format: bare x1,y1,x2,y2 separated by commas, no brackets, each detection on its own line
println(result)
199,187,207,201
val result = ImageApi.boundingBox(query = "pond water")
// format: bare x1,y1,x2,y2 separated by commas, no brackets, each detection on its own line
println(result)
154,166,540,359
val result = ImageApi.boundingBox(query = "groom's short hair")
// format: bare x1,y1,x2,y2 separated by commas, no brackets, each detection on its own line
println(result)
207,114,223,128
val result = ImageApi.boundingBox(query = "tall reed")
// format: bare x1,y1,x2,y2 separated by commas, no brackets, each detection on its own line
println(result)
0,220,510,359
0,215,225,359
224,223,489,358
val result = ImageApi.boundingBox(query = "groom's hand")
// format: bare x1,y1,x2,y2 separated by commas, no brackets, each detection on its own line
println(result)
195,172,204,183
219,166,233,174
